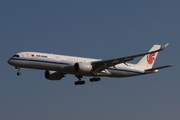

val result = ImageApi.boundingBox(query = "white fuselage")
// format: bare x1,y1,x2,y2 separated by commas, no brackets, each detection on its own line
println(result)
8,52,145,78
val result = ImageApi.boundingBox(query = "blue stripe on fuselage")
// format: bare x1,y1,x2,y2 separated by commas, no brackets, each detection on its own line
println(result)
9,57,144,74
107,67,144,74
10,57,72,65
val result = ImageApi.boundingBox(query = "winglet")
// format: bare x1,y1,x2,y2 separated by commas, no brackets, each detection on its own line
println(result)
161,43,169,50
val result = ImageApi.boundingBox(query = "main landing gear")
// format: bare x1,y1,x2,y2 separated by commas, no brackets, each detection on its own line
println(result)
74,76,85,85
74,76,101,85
90,77,101,82
15,67,21,76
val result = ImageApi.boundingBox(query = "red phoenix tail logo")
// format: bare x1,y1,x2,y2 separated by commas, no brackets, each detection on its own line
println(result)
147,52,156,65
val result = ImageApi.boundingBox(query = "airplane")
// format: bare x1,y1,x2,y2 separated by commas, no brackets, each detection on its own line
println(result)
8,43,173,85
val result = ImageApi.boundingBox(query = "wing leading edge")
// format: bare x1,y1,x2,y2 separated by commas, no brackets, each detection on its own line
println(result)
91,43,169,74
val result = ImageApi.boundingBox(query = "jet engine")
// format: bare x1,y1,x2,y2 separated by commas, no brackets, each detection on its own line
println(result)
74,62,93,73
45,70,65,80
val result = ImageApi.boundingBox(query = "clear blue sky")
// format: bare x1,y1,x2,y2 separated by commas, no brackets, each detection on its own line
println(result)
1,1,179,120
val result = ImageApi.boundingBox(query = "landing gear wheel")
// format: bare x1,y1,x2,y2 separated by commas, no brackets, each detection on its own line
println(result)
90,78,93,82
74,81,78,85
89,77,101,82
81,81,85,84
17,72,21,76
74,80,85,85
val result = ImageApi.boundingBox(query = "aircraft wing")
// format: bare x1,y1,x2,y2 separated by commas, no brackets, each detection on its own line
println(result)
91,43,169,74
145,64,174,73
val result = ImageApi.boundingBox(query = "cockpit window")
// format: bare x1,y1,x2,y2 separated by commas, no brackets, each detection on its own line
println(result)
12,55,20,57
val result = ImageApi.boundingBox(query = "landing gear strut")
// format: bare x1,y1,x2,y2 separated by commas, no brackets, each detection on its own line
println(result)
90,77,101,82
15,67,21,76
74,76,85,85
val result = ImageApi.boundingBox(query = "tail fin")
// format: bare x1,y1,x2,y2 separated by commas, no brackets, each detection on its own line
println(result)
137,45,161,69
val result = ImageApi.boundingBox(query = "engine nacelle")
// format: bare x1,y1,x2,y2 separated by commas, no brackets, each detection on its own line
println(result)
45,70,64,80
74,62,92,73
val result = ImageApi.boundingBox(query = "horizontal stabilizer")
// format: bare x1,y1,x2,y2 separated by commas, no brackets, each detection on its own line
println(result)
145,64,174,73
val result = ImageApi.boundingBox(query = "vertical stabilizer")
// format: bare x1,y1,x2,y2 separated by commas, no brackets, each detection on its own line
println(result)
137,45,161,69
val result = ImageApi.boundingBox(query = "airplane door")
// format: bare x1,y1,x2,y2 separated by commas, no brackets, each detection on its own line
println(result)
26,53,30,60
55,56,60,63
128,64,135,72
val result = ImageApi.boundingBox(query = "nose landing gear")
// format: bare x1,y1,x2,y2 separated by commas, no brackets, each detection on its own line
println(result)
15,67,21,76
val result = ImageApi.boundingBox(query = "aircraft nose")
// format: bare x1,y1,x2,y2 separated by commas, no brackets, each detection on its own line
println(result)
7,58,13,65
